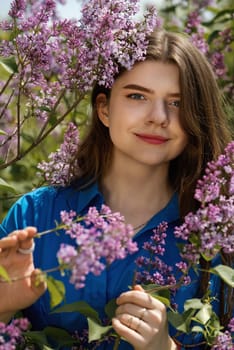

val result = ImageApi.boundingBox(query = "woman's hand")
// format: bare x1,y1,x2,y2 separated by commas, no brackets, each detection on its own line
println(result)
0,227,47,322
112,285,177,350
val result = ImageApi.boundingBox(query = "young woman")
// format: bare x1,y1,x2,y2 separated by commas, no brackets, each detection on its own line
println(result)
0,29,232,349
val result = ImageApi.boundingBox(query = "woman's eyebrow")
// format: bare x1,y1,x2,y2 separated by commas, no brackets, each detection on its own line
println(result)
123,84,154,93
123,84,181,97
168,93,181,97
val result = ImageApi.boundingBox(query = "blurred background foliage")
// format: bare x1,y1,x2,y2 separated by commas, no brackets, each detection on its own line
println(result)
0,0,233,221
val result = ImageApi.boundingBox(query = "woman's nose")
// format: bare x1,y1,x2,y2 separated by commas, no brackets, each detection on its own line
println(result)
145,100,169,127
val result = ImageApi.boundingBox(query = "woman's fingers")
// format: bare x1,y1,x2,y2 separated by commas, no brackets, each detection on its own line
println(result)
0,235,18,251
31,269,47,297
116,286,166,313
113,286,169,350
112,316,145,345
0,227,37,253
17,227,37,250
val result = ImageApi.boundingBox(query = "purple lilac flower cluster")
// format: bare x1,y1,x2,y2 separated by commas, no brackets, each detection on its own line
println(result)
211,317,234,349
0,0,158,91
175,141,234,262
184,0,233,85
57,205,138,289
210,28,233,79
37,122,79,186
0,318,30,350
135,222,191,290
73,0,158,89
185,10,209,54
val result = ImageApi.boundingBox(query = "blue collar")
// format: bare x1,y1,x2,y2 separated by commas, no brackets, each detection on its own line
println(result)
72,181,180,231
76,181,104,213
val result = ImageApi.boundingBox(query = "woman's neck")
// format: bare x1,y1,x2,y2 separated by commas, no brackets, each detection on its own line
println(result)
100,164,173,229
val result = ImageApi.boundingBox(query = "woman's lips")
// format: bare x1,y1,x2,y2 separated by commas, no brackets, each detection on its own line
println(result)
135,133,169,145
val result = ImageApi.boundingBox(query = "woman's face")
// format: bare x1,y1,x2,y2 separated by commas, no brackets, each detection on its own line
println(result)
97,60,188,170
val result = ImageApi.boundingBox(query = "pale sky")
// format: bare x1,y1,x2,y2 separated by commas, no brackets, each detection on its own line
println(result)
0,0,81,19
0,0,160,20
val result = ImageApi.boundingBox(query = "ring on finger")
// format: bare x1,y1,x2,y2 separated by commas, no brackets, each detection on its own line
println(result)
139,307,146,321
127,316,133,328
135,318,141,332
18,241,35,255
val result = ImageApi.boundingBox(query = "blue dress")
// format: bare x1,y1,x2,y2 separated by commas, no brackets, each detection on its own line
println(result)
0,182,221,349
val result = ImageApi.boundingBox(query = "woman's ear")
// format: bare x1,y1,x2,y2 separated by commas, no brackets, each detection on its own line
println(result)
96,93,109,127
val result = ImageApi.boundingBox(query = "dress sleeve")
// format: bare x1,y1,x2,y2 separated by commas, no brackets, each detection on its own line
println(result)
0,195,33,237
0,187,54,237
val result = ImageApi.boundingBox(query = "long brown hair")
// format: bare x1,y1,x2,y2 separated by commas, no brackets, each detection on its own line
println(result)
76,29,233,328
77,29,231,213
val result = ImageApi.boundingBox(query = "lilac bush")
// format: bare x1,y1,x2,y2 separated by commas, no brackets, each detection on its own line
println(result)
0,0,233,349
175,141,234,262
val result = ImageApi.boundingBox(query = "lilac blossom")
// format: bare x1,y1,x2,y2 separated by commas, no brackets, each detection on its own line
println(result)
211,331,233,350
190,30,209,54
0,318,30,349
8,0,27,19
228,318,234,333
57,205,138,289
210,52,227,78
37,122,80,186
185,11,201,32
135,222,191,291
185,11,209,54
175,141,234,262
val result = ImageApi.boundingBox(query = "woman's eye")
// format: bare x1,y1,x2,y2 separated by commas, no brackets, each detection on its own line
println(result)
168,100,180,108
127,93,145,100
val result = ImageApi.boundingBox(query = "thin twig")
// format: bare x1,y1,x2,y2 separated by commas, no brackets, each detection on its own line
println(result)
0,95,84,170
0,73,15,96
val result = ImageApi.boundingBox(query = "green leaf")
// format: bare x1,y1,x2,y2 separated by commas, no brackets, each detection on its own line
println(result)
184,298,204,311
201,251,216,262
0,265,11,282
211,265,234,288
39,105,52,112
21,132,35,144
168,308,195,333
24,330,52,349
105,298,117,319
189,233,200,246
44,326,75,347
51,301,101,324
88,318,112,342
153,294,171,308
0,129,7,135
47,276,65,309
207,30,220,44
193,304,212,325
0,178,17,194
0,56,18,74
191,325,204,333
143,284,171,308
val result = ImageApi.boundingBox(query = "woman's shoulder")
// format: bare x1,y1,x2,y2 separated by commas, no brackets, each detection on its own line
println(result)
15,185,74,206
0,184,83,234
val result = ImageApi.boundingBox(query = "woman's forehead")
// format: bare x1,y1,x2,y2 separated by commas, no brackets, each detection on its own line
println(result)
113,60,180,92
